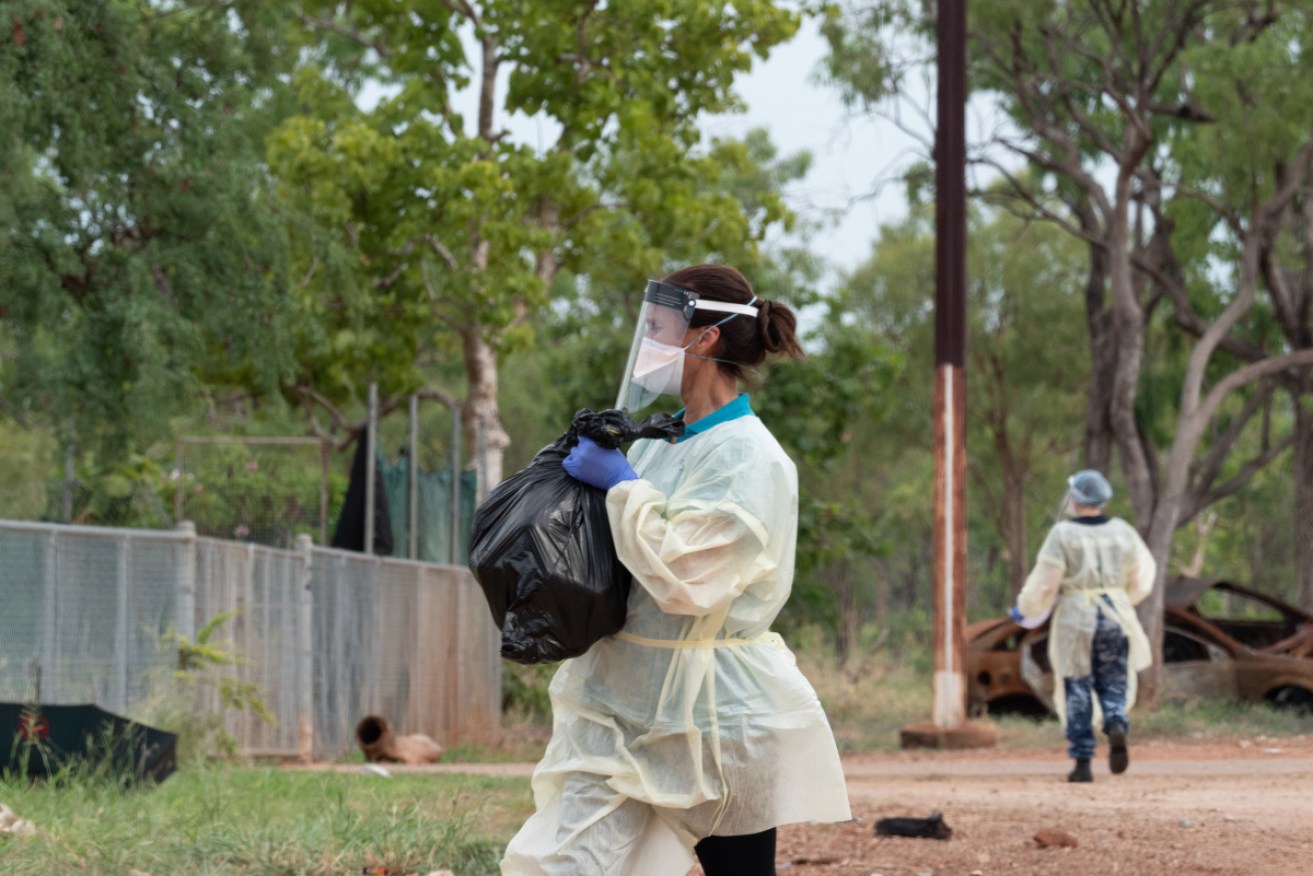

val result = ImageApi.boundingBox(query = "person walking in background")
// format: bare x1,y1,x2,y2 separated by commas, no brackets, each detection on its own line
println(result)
500,264,851,875
1010,469,1156,783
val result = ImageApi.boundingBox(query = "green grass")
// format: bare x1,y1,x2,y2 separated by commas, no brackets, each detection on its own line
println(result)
1135,696,1311,739
802,655,935,752
0,766,533,876
984,697,1311,749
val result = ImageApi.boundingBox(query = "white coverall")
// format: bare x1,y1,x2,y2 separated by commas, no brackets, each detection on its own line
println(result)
501,414,851,876
1016,517,1157,724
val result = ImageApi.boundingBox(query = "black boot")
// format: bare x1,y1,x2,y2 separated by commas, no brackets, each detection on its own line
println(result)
1068,758,1093,783
1108,723,1129,774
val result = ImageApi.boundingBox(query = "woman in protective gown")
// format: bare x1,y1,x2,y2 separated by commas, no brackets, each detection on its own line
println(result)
500,264,851,875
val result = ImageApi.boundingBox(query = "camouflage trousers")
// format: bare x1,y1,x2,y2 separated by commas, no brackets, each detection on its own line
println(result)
1062,606,1129,760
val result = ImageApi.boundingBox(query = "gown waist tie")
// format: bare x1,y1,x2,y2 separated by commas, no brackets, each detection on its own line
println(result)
613,630,785,650
1062,587,1125,608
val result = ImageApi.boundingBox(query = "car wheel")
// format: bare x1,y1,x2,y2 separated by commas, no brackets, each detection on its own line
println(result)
1266,685,1313,715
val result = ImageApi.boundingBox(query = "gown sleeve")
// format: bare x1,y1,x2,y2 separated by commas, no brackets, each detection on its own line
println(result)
604,440,782,617
1016,525,1066,618
1124,526,1157,606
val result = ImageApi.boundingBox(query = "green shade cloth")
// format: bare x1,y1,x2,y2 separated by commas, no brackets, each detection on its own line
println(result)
379,455,477,564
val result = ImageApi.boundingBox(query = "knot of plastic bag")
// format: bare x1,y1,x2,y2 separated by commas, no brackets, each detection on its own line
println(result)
567,408,684,449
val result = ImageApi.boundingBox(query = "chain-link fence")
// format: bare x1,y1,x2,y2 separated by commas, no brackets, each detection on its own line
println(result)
0,519,499,760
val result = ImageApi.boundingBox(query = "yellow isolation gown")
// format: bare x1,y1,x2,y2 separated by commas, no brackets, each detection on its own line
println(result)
501,411,851,876
1017,516,1156,724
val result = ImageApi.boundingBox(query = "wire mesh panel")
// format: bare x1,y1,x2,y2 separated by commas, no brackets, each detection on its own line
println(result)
0,522,180,717
418,563,501,744
0,527,52,702
308,548,501,759
190,539,309,756
310,548,383,757
0,520,500,761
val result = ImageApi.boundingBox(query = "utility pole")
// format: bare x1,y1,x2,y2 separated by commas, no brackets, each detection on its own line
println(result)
901,0,996,750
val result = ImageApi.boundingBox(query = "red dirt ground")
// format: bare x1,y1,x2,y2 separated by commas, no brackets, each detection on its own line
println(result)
304,734,1313,875
762,734,1313,876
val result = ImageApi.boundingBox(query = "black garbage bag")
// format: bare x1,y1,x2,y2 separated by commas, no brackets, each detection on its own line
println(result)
874,810,953,840
469,408,684,664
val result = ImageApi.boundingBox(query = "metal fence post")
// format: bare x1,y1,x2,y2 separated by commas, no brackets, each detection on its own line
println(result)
63,439,75,523
319,439,330,546
449,407,461,565
365,383,378,556
296,534,315,762
41,530,58,701
408,394,419,560
115,534,130,714
175,521,197,645
174,438,185,524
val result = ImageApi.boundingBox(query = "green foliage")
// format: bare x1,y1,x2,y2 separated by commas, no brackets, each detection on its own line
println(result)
499,662,557,724
818,0,923,110
0,420,53,519
758,321,904,469
793,622,935,751
1191,420,1302,601
171,440,341,548
152,611,276,763
0,0,302,457
801,197,1089,632
61,449,172,528
267,0,807,448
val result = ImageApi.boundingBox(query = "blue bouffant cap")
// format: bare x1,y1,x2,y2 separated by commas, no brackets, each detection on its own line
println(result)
1068,470,1113,507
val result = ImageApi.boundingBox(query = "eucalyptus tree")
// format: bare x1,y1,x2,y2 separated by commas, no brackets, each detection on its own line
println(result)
270,0,804,489
824,0,1313,697
969,2,1313,624
1158,9,1313,609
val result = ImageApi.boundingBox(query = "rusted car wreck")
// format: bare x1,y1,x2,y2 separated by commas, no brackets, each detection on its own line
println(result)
968,577,1313,718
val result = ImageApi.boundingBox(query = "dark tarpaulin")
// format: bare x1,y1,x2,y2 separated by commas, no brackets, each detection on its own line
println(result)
331,436,394,555
0,703,178,784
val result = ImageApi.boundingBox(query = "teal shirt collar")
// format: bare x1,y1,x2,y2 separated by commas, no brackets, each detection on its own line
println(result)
674,393,754,443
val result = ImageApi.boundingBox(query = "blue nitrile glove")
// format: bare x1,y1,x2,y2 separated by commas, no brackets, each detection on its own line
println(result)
1008,606,1025,624
563,435,637,490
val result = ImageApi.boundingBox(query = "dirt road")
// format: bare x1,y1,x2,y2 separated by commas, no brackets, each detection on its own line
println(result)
769,735,1313,876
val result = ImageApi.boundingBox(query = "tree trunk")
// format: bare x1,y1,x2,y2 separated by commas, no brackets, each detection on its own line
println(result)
462,325,509,498
1076,205,1116,473
1104,130,1163,700
832,563,856,665
1294,398,1313,611
1138,237,1313,701
1002,466,1028,598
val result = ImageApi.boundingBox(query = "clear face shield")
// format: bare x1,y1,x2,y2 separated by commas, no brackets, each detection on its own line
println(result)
614,280,759,412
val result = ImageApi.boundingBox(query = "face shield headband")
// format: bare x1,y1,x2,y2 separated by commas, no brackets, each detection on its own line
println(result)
615,280,760,411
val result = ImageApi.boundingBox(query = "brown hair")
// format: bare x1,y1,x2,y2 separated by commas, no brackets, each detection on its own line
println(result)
662,263,804,381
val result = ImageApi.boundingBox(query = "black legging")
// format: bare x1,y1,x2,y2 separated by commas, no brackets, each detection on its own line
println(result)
694,827,777,876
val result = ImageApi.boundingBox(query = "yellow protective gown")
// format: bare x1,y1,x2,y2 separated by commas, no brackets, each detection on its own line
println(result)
1016,517,1156,725
501,414,851,876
